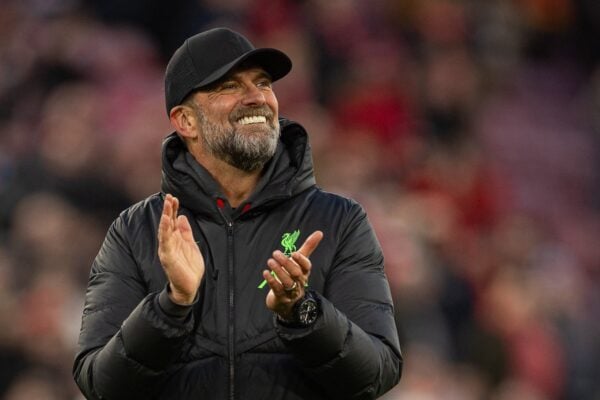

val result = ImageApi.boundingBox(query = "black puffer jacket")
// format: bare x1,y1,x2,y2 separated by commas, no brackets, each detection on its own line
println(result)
73,119,402,400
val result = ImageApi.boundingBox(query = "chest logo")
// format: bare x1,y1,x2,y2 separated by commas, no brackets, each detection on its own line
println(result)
281,229,300,256
257,229,301,289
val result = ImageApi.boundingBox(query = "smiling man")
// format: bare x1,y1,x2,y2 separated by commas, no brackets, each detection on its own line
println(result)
73,27,402,400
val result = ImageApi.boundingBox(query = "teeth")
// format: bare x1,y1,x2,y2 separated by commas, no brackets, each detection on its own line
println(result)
238,115,266,125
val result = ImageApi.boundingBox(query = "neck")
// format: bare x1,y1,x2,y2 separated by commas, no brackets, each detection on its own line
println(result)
189,145,261,208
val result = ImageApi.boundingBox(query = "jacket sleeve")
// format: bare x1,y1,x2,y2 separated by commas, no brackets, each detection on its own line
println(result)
276,202,402,400
73,213,195,400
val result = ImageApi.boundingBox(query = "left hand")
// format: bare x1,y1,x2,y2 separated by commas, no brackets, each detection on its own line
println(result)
262,231,323,320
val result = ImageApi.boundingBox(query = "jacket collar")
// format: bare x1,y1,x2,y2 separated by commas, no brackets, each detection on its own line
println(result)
160,118,316,222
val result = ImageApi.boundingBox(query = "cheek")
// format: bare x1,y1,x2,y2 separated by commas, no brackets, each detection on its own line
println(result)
203,97,238,123
214,107,236,126
267,94,279,115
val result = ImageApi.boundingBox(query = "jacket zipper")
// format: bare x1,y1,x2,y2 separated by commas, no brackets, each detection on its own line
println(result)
225,220,235,400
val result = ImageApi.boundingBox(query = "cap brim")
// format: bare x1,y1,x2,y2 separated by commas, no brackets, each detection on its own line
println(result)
193,48,292,92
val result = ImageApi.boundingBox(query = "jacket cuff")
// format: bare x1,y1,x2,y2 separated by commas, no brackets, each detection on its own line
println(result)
157,285,196,320
276,292,347,366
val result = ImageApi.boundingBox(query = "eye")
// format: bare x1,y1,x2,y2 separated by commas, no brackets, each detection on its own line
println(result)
219,81,239,90
256,79,272,89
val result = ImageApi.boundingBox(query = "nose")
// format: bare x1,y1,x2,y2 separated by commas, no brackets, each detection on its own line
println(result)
241,84,266,106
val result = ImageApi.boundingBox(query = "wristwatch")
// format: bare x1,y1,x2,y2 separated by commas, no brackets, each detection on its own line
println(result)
277,290,320,327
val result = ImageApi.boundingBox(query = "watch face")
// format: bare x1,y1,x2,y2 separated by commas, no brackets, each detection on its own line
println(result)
298,299,318,325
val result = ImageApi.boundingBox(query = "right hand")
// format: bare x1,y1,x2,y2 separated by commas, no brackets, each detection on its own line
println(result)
158,194,205,305
262,230,323,319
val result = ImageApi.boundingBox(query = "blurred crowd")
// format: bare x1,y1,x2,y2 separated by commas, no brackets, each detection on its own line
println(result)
0,0,599,399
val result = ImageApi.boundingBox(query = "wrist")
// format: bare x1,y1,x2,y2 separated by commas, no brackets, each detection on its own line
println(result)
158,285,195,320
168,284,196,305
275,307,295,323
275,300,297,321
276,290,320,327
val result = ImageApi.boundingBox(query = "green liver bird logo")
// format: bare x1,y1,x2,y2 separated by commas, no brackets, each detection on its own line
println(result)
281,229,300,256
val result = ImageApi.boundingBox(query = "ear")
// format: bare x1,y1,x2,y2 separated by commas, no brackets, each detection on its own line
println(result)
169,105,198,140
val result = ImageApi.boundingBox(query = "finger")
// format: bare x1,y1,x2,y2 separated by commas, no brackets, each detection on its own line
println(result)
291,251,312,275
171,196,179,225
162,194,174,219
177,215,195,242
267,258,296,290
159,203,173,241
272,251,304,281
297,230,323,258
262,268,285,294
159,195,178,251
158,216,172,263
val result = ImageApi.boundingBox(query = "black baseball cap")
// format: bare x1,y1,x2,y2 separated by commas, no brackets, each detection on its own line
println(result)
164,27,292,115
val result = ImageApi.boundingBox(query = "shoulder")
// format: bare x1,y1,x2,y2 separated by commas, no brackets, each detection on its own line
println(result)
299,188,370,245
118,193,164,222
111,193,164,235
309,188,365,219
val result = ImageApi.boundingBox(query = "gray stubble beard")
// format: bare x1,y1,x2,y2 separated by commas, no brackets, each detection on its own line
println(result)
196,107,280,172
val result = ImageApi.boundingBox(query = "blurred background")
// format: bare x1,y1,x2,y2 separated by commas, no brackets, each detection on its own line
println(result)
0,0,599,399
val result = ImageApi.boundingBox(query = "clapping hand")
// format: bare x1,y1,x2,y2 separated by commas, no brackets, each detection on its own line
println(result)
262,231,323,320
158,194,205,305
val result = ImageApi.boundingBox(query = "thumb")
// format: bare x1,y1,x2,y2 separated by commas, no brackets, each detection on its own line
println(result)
298,230,323,258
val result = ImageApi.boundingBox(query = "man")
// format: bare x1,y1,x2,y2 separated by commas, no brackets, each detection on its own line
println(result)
73,27,402,400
